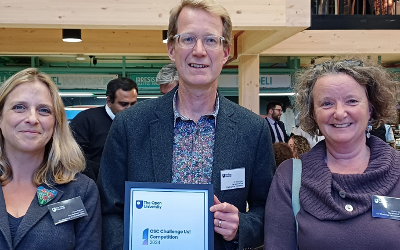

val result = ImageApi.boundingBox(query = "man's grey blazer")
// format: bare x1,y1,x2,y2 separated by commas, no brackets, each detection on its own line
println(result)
0,173,101,250
98,88,275,250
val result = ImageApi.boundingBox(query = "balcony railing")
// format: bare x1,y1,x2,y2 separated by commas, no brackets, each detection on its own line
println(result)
313,0,399,15
310,0,400,29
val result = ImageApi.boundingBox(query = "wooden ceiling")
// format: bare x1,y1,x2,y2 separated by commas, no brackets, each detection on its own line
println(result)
1,0,400,67
0,0,310,59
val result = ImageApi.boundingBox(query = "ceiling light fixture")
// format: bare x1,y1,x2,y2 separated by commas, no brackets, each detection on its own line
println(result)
76,54,85,60
162,30,168,44
137,96,160,99
59,93,93,97
258,92,295,96
62,29,82,43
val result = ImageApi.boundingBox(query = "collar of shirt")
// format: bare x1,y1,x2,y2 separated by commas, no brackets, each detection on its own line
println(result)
172,88,219,127
266,116,277,125
105,105,115,120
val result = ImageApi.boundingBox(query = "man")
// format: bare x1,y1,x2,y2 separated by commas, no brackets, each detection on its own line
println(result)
265,101,289,143
70,77,138,181
98,1,274,249
156,63,179,94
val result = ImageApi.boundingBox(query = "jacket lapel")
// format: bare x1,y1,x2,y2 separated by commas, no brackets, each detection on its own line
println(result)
150,92,175,183
0,186,12,249
270,122,276,142
212,97,237,198
13,184,64,248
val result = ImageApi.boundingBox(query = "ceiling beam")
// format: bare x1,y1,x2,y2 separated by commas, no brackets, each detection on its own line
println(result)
236,0,310,55
0,0,309,30
238,27,305,55
0,29,167,55
263,30,400,56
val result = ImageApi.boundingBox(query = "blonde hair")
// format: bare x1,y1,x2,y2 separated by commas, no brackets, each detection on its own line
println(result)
296,58,399,135
0,68,85,186
168,0,232,47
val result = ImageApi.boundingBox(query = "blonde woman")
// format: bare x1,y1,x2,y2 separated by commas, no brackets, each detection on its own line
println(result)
0,68,101,250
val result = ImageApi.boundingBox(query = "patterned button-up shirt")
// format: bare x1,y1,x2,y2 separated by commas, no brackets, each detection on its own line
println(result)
172,90,219,184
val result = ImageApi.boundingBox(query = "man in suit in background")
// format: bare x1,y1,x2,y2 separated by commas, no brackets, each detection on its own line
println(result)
70,78,138,181
266,101,289,143
97,1,275,249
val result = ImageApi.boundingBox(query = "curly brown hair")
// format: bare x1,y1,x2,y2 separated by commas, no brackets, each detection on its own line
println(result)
295,58,399,135
273,142,293,169
290,135,311,158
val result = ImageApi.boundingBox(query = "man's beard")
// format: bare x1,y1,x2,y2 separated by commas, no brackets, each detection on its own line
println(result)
272,113,280,121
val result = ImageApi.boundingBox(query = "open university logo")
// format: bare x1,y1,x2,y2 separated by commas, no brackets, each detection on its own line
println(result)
136,200,144,209
222,173,231,178
142,228,149,245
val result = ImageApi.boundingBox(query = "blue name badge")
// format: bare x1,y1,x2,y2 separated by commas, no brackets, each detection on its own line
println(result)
372,195,400,221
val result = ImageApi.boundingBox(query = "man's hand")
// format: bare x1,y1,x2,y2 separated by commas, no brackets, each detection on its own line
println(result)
210,195,239,241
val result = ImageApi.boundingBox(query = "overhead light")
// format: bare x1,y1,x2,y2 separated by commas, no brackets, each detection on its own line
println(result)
76,54,85,60
62,29,82,43
259,92,295,96
138,96,160,99
59,93,93,97
65,107,90,111
162,30,168,44
97,95,159,99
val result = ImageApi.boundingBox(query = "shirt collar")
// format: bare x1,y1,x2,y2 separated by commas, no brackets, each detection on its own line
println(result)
266,116,277,125
105,105,115,120
173,87,219,127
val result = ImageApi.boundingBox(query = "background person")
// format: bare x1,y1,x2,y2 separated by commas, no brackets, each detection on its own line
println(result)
264,59,400,249
98,1,274,249
69,78,138,181
265,101,289,143
291,114,325,148
370,123,396,148
288,135,311,159
0,68,101,250
156,63,179,94
385,124,396,148
272,142,294,170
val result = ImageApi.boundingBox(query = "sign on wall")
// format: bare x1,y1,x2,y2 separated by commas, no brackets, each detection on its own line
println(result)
0,73,118,89
129,74,291,88
131,75,158,87
1,72,291,89
259,74,291,88
49,74,118,89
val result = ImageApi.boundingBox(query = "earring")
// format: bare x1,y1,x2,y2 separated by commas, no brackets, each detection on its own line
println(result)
366,125,372,138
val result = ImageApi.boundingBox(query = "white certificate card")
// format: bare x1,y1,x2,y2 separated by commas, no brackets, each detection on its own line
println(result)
124,182,214,250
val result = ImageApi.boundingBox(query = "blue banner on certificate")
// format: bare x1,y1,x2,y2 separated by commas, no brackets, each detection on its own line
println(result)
124,182,214,250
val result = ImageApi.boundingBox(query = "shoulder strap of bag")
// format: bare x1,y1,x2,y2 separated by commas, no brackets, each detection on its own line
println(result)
292,158,302,249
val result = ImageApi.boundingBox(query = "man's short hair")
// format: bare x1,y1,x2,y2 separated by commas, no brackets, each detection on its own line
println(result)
167,0,232,48
266,101,283,113
156,63,179,85
106,78,138,103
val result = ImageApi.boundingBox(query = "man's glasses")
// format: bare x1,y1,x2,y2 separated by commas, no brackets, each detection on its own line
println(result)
173,33,225,50
273,109,283,113
313,60,364,69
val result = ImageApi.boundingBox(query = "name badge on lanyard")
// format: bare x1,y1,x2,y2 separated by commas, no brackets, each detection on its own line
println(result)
372,195,400,221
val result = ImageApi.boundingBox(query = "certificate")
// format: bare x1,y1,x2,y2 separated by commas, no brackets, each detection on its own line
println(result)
124,182,214,250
